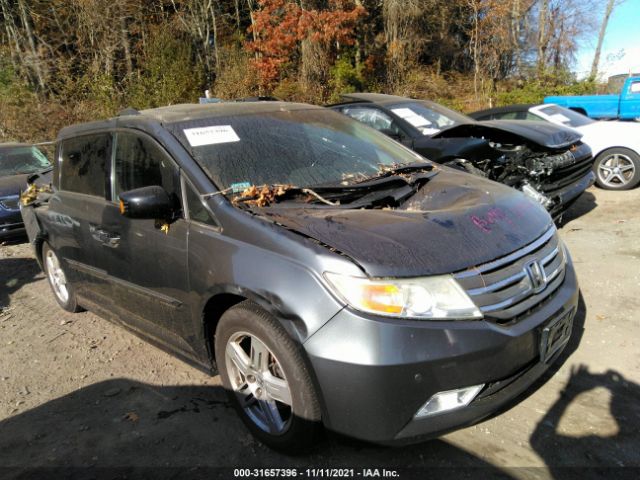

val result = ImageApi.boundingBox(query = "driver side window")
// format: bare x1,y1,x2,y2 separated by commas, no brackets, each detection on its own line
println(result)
114,132,181,211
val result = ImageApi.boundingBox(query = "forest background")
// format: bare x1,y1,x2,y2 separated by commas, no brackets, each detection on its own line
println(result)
0,0,626,142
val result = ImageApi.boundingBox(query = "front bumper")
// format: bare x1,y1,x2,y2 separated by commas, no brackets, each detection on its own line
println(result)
546,170,595,219
304,263,579,444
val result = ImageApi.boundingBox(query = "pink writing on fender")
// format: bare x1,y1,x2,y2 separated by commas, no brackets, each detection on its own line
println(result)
470,207,513,233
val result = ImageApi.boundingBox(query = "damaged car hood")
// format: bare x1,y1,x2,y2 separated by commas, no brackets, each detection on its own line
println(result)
262,170,553,277
435,120,582,149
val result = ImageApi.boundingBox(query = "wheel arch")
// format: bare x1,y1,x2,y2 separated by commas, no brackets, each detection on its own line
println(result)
594,146,640,159
200,286,310,368
569,107,588,116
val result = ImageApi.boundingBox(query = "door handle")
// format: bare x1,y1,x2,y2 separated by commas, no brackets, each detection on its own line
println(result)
89,225,120,248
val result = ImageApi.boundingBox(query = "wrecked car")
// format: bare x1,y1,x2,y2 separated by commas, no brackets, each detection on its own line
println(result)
0,143,52,241
329,93,595,220
22,102,579,451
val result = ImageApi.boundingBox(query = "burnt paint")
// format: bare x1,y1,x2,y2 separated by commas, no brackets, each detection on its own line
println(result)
262,169,552,278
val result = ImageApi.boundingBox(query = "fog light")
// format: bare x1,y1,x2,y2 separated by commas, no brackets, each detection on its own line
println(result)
415,384,484,418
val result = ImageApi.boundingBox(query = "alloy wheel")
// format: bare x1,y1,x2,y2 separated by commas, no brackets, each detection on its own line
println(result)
597,153,636,188
45,249,69,304
225,331,293,435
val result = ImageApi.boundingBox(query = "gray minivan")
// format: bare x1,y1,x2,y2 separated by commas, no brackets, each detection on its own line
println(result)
22,102,579,451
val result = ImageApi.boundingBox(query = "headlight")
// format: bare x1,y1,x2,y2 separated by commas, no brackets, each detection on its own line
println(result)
324,272,482,320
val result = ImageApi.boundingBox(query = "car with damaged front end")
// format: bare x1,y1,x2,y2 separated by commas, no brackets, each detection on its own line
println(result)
21,102,580,451
329,93,595,220
0,143,52,241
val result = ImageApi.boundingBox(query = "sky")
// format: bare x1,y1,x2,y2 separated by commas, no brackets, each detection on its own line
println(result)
574,0,640,80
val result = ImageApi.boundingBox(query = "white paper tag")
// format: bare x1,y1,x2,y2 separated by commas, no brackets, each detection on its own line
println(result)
391,108,416,118
403,115,431,127
184,125,240,147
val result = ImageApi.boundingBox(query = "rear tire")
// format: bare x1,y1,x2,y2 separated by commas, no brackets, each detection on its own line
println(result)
42,243,82,313
593,148,640,190
214,300,322,453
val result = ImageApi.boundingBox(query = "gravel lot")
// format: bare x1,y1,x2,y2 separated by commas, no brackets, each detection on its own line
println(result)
1,186,639,479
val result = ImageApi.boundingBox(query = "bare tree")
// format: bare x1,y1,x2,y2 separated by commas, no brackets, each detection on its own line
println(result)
589,0,622,80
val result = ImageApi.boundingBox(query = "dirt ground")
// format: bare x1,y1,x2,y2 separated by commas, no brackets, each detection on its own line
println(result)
1,186,639,479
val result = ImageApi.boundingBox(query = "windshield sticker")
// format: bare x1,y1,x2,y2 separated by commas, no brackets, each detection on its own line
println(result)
184,125,240,147
403,114,431,127
391,108,416,118
230,182,252,193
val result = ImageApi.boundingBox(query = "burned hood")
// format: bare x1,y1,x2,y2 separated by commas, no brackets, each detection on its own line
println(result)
262,169,553,277
435,120,582,150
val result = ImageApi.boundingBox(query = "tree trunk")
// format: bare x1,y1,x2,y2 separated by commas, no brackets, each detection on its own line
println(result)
120,17,133,77
537,0,549,75
589,0,616,81
18,0,46,89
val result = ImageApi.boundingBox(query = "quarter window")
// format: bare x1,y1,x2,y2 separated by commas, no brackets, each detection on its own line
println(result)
114,132,181,207
184,181,217,226
60,133,111,197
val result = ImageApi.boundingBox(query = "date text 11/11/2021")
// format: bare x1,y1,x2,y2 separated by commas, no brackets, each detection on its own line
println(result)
233,468,400,478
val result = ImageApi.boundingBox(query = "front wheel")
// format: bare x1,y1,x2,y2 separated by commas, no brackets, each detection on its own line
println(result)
214,301,322,452
594,148,640,190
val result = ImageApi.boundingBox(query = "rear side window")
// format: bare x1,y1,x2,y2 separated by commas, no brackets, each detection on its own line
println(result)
60,133,111,197
114,132,180,203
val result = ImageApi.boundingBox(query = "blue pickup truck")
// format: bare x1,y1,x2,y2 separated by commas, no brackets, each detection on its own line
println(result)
544,76,640,120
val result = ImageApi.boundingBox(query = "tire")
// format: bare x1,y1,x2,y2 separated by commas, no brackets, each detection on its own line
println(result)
42,243,82,313
593,148,640,190
214,300,322,452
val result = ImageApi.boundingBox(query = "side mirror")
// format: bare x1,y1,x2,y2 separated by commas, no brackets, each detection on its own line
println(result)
380,129,403,141
119,186,172,220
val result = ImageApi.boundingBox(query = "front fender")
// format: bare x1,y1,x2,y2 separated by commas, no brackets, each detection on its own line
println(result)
19,203,48,268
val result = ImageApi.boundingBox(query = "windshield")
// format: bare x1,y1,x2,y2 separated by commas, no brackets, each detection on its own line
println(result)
388,101,473,136
538,105,595,127
170,109,428,192
0,145,51,177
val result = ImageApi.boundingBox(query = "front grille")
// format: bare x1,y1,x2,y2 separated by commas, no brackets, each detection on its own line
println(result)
0,195,20,211
455,226,565,324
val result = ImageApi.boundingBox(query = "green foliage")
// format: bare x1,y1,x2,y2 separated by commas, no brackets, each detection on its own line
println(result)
328,56,365,102
213,46,260,100
127,28,204,109
0,54,33,104
496,79,598,106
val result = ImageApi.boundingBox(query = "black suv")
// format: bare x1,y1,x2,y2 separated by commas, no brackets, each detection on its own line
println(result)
22,102,579,451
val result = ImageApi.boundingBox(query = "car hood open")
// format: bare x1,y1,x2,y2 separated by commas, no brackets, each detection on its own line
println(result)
262,169,553,277
435,120,582,150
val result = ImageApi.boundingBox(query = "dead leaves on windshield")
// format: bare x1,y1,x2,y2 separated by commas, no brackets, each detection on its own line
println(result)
233,184,293,207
